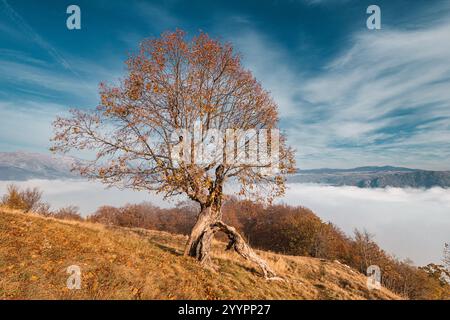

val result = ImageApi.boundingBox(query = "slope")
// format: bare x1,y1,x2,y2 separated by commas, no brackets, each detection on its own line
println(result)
0,208,400,300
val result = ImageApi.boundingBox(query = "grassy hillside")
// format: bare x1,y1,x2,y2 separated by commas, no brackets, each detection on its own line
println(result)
0,207,400,300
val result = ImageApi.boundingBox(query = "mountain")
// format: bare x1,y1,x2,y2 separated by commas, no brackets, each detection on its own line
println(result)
1,151,449,189
0,208,400,299
288,166,450,188
0,151,79,181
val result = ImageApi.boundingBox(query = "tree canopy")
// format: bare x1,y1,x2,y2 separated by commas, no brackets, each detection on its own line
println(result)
52,30,295,207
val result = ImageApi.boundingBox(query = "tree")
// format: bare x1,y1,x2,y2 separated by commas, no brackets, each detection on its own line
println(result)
20,187,43,213
352,229,381,272
51,30,295,278
53,205,83,221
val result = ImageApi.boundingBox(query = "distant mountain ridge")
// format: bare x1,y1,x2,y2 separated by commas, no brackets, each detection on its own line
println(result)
296,166,418,174
289,166,450,188
1,151,449,188
0,151,80,181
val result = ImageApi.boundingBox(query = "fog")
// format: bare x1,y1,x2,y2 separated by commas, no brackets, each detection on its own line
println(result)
281,184,450,266
1,179,449,266
0,179,175,212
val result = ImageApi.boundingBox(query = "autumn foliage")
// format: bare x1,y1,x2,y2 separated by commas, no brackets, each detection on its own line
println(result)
1,184,81,220
1,184,49,214
51,30,295,277
1,184,448,299
51,30,295,203
87,198,450,299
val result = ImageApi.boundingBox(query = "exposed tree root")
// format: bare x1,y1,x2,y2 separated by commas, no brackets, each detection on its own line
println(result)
212,221,283,280
184,206,283,280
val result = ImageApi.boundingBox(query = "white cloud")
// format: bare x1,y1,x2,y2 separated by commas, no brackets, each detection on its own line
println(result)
0,0,77,75
134,1,182,30
281,183,450,265
293,23,450,169
0,47,125,101
226,30,306,118
221,18,450,169
0,101,67,151
1,178,447,266
0,179,176,214
0,60,96,98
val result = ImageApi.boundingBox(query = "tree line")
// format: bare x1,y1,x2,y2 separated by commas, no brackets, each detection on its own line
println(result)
2,184,448,299
87,197,450,299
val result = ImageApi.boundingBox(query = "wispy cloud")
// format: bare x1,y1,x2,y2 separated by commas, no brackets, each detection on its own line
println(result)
0,100,67,151
282,183,450,265
210,10,450,169
0,46,125,107
227,30,304,118
1,0,449,170
293,20,450,169
135,1,182,30
0,179,173,214
0,51,123,152
0,60,95,99
116,1,183,49
0,0,78,76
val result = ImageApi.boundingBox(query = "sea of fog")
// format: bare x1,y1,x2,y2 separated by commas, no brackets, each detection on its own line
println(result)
1,179,449,266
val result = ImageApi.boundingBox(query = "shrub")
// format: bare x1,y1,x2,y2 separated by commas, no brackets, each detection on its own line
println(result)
1,184,25,210
1,184,49,213
19,187,43,213
87,198,450,299
53,206,83,221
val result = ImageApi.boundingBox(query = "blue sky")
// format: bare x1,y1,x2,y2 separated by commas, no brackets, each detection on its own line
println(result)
1,0,450,169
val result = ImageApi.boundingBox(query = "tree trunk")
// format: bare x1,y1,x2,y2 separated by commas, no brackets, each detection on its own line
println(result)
184,205,280,280
183,206,219,266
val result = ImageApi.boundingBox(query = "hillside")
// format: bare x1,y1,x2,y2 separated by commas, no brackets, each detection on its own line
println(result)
0,208,400,300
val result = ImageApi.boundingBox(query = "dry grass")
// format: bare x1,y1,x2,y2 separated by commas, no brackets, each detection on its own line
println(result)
0,207,401,300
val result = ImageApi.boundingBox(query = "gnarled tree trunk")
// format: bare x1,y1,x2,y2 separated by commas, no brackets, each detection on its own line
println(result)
183,205,280,280
183,205,220,266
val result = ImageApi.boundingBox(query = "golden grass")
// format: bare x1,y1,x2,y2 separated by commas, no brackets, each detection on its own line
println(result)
0,207,401,300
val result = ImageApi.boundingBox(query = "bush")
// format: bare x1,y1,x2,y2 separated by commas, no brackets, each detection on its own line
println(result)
88,201,196,234
19,187,43,212
87,197,450,299
3,183,446,299
1,184,48,213
53,206,83,221
1,184,25,210
0,184,78,220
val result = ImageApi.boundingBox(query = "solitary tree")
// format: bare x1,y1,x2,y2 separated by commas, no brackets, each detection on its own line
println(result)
51,30,295,278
